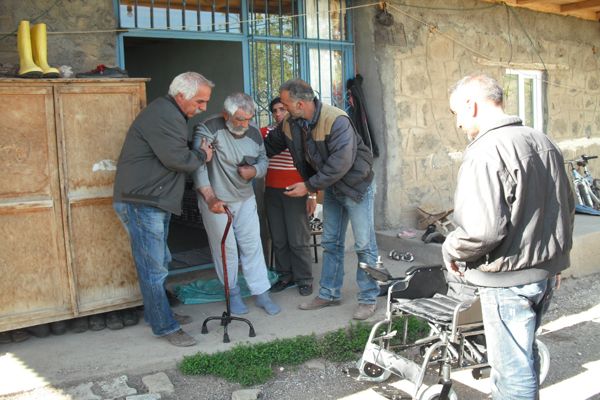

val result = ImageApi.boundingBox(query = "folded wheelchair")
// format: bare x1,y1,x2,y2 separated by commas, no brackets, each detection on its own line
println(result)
356,263,550,400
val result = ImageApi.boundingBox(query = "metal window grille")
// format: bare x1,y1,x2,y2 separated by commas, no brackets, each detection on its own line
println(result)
117,0,354,127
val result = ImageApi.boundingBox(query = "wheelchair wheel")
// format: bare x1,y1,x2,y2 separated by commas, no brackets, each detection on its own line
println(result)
536,339,550,385
418,384,458,400
362,361,385,378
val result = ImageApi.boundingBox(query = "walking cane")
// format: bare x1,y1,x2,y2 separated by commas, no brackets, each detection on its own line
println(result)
201,205,256,343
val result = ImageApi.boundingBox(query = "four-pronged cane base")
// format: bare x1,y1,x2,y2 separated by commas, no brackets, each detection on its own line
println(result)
201,311,256,343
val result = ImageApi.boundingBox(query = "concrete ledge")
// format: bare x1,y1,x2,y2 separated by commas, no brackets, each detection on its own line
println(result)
566,214,600,278
376,214,600,278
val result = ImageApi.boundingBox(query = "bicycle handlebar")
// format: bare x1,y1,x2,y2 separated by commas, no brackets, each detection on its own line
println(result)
567,154,598,167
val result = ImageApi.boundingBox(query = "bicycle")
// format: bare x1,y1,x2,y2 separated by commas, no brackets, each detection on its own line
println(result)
566,154,600,210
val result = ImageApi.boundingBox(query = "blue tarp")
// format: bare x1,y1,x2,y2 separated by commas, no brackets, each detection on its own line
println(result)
174,270,280,304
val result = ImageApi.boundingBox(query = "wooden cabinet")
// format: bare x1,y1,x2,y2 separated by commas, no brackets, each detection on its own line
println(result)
0,79,148,332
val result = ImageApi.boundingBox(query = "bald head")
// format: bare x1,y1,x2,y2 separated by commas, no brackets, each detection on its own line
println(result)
449,73,506,141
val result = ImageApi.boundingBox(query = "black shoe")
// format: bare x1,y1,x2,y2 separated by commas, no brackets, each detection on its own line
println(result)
70,317,89,333
121,309,139,327
10,329,30,343
50,321,67,335
298,284,313,296
27,324,50,338
106,311,124,330
270,280,296,293
89,314,106,331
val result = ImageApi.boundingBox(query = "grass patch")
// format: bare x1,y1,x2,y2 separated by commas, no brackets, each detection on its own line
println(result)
179,317,427,386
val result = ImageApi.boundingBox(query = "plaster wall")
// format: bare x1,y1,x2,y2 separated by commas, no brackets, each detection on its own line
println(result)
354,0,600,229
0,0,117,73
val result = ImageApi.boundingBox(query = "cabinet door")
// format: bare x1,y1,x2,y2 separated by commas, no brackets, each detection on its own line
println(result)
54,82,145,313
0,85,72,331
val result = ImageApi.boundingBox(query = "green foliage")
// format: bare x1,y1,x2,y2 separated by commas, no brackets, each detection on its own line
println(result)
179,321,421,386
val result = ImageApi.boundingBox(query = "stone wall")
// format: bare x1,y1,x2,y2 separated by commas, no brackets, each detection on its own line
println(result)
354,0,600,229
0,0,117,74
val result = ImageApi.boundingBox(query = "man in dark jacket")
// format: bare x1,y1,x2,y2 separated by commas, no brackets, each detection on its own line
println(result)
264,79,380,320
443,73,574,399
113,72,214,347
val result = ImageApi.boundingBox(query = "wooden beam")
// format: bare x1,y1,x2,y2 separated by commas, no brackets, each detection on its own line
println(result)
597,10,600,19
515,0,542,4
561,0,600,12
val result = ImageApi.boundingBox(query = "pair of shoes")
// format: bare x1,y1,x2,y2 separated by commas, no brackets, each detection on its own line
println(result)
75,64,128,78
174,313,192,325
50,321,67,335
11,329,30,343
163,329,196,347
299,296,340,310
0,330,30,343
352,303,377,320
89,314,106,331
27,324,50,338
70,317,89,333
229,286,249,315
388,250,414,262
121,309,139,327
270,279,296,293
298,284,313,296
106,311,124,330
256,291,281,315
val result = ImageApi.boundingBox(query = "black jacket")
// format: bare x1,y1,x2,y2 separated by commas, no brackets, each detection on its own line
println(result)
113,96,206,215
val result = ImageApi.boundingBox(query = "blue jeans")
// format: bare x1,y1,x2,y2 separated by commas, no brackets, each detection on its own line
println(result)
479,276,556,400
113,202,180,336
319,183,380,304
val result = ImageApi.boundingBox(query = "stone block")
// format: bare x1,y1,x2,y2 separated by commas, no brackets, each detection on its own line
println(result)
427,34,453,62
126,395,161,400
97,375,137,399
142,372,174,395
231,388,262,400
64,382,101,400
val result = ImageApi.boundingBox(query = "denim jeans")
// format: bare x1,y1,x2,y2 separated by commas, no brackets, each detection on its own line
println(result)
479,276,556,400
113,202,180,336
319,183,380,304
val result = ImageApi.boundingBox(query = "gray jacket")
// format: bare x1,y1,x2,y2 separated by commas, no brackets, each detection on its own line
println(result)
442,116,575,287
113,96,207,215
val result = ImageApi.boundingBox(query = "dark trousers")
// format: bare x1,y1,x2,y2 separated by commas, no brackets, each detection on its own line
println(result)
265,187,313,284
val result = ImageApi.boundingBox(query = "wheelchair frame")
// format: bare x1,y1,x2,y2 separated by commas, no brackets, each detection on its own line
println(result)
355,266,549,400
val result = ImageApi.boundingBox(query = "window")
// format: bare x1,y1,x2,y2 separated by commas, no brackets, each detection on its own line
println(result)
504,69,544,131
118,0,242,33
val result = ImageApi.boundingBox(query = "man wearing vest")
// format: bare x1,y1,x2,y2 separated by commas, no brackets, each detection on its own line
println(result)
264,79,380,320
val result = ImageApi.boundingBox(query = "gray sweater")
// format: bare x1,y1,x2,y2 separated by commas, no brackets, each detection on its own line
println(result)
113,96,206,215
192,115,267,202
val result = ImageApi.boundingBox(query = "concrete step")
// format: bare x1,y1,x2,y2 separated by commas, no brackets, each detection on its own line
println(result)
376,214,600,279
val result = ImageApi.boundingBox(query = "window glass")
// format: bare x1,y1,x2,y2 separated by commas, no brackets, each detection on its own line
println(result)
305,0,346,40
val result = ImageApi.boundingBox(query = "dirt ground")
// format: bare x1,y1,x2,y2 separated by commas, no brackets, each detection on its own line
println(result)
2,272,599,400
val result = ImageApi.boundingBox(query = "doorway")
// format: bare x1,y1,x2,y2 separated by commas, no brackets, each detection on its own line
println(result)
123,36,245,274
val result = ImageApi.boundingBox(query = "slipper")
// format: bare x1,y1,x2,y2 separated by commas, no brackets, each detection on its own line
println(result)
397,229,417,239
388,250,415,262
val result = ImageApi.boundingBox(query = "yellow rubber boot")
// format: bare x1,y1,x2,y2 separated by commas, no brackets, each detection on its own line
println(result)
31,23,60,78
17,20,43,78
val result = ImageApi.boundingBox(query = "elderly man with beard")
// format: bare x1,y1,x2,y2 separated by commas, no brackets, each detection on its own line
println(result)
192,93,281,316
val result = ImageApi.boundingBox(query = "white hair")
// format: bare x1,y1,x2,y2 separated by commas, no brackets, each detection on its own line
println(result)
224,92,256,116
168,72,215,100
